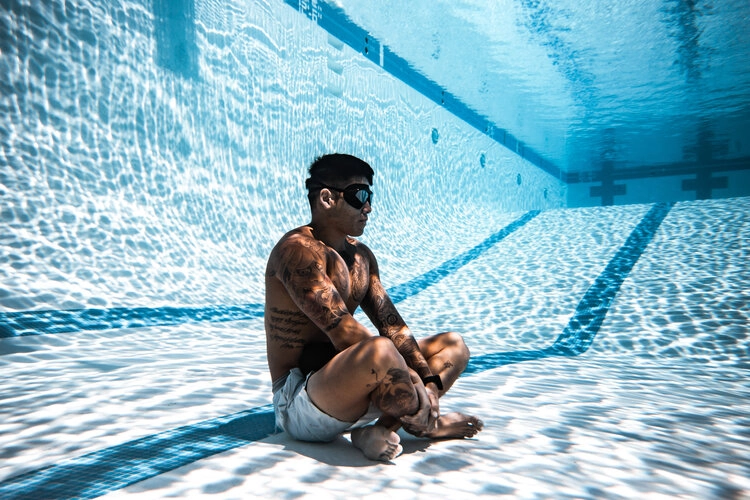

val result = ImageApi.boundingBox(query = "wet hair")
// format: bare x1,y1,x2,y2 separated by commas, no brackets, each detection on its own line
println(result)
305,154,374,209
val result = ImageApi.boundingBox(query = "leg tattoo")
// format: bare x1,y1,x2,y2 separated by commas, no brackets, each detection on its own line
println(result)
371,368,418,417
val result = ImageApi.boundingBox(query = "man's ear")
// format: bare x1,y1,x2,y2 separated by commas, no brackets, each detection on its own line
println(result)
318,188,336,209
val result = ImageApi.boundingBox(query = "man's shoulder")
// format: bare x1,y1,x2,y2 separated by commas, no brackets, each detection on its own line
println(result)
268,227,326,266
274,226,318,246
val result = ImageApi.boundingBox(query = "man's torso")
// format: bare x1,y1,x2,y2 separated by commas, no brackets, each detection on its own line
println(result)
264,226,371,381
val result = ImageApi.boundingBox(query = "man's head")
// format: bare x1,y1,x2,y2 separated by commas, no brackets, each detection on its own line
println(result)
305,154,374,211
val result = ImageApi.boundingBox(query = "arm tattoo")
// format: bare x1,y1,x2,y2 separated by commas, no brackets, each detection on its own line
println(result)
364,280,404,337
275,241,349,332
363,273,431,378
390,331,431,378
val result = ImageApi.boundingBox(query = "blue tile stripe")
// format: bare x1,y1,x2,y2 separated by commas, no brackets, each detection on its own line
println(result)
389,210,540,303
0,211,539,338
0,204,671,499
0,405,275,500
464,201,674,373
0,304,265,338
283,0,562,180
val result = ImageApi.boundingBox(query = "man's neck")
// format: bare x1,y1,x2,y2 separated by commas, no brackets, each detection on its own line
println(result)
308,221,348,254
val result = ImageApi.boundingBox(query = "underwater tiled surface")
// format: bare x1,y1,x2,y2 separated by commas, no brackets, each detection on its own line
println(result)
1,199,748,499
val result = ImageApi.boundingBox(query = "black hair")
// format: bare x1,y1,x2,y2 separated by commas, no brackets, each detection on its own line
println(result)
305,154,374,209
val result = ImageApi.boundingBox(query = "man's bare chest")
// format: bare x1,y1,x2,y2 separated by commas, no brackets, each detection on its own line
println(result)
327,249,369,308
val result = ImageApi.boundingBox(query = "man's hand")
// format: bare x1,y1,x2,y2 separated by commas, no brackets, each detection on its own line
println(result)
424,381,440,424
400,379,440,437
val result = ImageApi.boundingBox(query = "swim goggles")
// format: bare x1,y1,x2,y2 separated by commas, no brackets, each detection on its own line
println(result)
316,183,373,209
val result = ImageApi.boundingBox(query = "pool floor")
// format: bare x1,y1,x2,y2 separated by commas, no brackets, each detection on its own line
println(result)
1,198,748,499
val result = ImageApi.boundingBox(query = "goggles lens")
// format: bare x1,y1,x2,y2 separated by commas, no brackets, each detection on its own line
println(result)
319,183,372,209
348,185,372,208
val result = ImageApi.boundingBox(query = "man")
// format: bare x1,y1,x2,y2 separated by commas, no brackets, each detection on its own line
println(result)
265,153,483,461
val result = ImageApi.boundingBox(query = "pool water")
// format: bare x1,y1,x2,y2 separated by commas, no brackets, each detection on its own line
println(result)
1,0,749,498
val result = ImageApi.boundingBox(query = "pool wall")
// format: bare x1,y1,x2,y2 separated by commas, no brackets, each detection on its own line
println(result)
1,0,564,316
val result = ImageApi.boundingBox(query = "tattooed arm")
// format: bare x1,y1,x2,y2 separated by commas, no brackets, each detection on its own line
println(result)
360,246,441,430
358,244,441,432
359,246,434,383
269,235,373,351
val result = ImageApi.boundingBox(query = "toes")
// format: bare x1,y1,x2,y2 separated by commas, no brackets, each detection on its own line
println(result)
379,444,403,461
465,418,483,437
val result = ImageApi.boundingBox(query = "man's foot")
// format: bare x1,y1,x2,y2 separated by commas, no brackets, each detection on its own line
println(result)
404,412,484,439
350,425,403,461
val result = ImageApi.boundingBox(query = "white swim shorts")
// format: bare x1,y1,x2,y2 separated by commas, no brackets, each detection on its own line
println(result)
272,368,381,442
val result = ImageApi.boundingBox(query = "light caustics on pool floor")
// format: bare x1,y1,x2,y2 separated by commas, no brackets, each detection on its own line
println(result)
0,198,749,499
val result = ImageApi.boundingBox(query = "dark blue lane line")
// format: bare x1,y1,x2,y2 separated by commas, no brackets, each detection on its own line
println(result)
0,405,276,500
389,210,540,303
0,204,672,499
0,303,265,338
0,211,539,339
464,201,674,374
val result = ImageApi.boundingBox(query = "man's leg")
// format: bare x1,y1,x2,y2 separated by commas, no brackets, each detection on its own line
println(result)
417,331,470,393
349,332,482,442
307,335,419,421
306,336,420,460
415,331,484,439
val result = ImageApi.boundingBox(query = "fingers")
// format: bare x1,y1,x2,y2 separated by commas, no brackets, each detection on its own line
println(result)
424,386,440,429
400,382,437,434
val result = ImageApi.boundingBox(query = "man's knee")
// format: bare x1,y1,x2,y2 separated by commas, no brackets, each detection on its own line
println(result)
441,331,470,364
355,335,402,367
